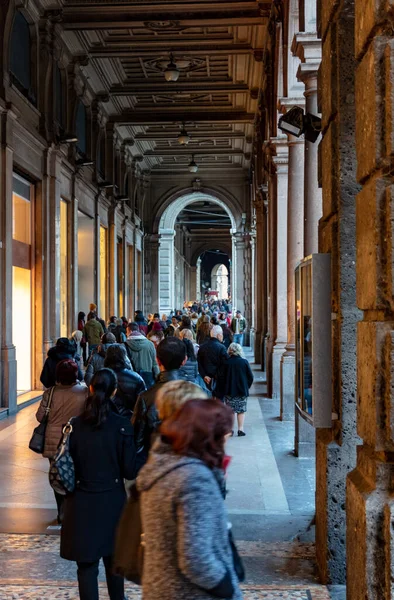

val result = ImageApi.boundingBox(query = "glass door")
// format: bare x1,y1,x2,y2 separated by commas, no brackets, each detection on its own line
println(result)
12,173,33,397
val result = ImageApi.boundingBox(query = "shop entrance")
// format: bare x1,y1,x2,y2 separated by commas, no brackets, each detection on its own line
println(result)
12,174,33,397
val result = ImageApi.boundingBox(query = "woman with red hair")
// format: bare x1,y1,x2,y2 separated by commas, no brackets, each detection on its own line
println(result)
137,399,242,600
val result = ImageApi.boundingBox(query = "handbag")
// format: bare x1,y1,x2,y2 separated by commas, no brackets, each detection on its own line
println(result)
29,386,56,454
48,419,76,496
113,481,144,585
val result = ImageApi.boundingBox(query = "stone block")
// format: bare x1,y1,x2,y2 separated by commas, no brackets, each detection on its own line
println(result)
355,0,394,59
385,39,394,159
320,25,337,130
357,321,394,448
319,0,340,42
321,124,339,219
356,38,386,182
356,178,393,310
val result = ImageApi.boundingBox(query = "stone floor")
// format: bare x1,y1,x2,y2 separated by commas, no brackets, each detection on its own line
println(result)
0,352,337,599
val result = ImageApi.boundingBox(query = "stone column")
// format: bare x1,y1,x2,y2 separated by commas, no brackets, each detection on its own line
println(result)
143,234,159,313
270,136,289,401
158,230,175,314
233,233,246,316
292,32,322,455
196,257,202,301
70,176,79,330
253,190,268,366
316,0,359,584
346,1,394,597
280,133,305,421
108,206,117,317
249,229,256,351
0,103,17,413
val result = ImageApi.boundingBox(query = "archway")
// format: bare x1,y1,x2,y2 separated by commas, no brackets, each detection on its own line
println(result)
158,192,238,312
211,263,229,300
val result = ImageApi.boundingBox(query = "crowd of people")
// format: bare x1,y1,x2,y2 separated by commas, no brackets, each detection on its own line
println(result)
34,298,253,600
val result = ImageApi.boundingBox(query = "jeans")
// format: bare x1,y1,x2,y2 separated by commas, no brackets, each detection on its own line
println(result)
233,333,244,346
77,555,124,600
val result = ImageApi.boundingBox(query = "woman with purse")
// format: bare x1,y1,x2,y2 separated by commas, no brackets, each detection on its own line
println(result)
36,359,88,524
137,398,242,600
60,368,136,600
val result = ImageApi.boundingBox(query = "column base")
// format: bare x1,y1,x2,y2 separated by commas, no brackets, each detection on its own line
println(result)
1,344,17,414
280,350,296,421
272,342,286,400
294,407,315,457
249,328,255,354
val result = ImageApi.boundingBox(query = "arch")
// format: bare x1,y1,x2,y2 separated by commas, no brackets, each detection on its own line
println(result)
157,191,237,313
9,10,34,103
159,192,237,232
211,263,229,299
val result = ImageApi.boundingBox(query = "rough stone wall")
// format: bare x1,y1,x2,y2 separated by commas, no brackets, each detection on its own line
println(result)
316,0,361,584
346,1,394,598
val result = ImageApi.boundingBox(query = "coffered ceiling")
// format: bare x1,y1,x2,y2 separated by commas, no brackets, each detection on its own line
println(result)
59,1,271,173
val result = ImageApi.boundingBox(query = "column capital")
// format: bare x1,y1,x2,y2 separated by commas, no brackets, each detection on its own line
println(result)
291,32,322,88
278,96,306,114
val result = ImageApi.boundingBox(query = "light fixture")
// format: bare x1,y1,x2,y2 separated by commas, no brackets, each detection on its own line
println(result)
114,195,128,203
58,133,78,144
164,53,180,82
278,107,322,143
98,181,113,189
178,123,190,145
188,155,199,173
76,158,94,167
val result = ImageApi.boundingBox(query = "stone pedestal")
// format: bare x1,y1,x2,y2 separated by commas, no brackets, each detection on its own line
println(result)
280,351,296,421
294,407,315,458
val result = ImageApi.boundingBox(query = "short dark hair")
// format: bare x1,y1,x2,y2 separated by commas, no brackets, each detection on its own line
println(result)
154,313,160,319
56,359,79,385
102,332,116,344
156,337,186,371
160,399,233,469
104,344,128,371
127,322,140,332
181,315,191,328
109,316,117,323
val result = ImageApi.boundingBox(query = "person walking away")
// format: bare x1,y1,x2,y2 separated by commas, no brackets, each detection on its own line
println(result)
134,310,148,336
197,325,228,399
148,313,163,334
104,345,146,417
137,398,241,600
219,315,233,350
113,318,127,343
179,328,199,356
223,343,254,436
60,368,136,600
78,312,87,366
83,313,104,357
155,380,208,423
230,310,246,346
126,322,160,389
84,332,117,386
108,316,117,334
41,338,83,388
132,337,193,472
196,315,211,345
36,359,88,523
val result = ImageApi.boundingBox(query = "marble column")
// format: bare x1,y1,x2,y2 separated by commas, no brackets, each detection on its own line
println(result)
280,134,305,421
233,233,246,316
249,229,256,351
196,257,202,301
158,230,175,314
253,191,267,366
270,136,289,402
0,103,17,413
108,206,117,317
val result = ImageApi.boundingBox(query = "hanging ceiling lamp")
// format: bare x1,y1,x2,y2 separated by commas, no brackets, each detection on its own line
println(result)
188,155,199,173
178,123,190,145
164,53,180,82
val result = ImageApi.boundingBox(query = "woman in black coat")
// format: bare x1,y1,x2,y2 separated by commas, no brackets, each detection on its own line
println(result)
60,368,136,600
222,343,254,437
104,344,146,416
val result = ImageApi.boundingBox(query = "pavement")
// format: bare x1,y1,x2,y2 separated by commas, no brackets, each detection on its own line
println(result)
0,350,340,599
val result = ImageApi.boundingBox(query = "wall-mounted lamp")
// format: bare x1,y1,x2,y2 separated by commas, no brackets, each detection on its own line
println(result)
278,106,322,143
241,212,247,225
58,132,78,144
76,158,94,167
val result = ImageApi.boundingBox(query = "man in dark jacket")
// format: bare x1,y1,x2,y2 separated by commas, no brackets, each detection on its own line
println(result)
40,338,83,388
197,325,228,399
84,332,119,386
104,345,146,416
132,337,194,472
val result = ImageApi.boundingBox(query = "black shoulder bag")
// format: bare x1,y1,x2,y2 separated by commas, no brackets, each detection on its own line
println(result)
29,386,56,454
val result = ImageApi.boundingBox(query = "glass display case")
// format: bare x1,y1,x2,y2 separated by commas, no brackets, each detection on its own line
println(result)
295,254,332,427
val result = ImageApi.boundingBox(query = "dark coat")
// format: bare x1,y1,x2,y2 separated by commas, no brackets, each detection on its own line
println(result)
60,411,136,563
223,355,254,398
106,367,146,417
132,369,191,471
40,346,83,389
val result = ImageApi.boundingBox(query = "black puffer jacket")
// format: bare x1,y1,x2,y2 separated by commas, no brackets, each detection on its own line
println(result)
40,342,83,388
108,368,146,417
85,344,133,386
132,369,190,472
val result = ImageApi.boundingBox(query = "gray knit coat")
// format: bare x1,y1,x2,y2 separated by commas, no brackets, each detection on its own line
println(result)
137,439,243,600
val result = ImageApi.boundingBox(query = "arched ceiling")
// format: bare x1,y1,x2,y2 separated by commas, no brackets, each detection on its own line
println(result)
59,0,272,173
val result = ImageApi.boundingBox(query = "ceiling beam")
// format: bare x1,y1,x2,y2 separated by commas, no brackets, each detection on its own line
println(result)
143,148,244,156
109,82,250,95
88,45,256,58
134,131,247,140
113,111,255,124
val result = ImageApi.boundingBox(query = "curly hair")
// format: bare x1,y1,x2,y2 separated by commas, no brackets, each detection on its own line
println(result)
160,399,233,469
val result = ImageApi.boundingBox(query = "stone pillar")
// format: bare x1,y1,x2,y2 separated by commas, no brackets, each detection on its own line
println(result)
280,133,304,421
0,103,17,413
270,137,289,401
158,230,175,314
233,233,246,316
249,229,256,351
190,266,197,301
253,190,268,367
346,1,394,597
316,0,359,584
70,176,79,330
143,234,159,313
196,257,201,301
292,32,322,455
108,206,117,318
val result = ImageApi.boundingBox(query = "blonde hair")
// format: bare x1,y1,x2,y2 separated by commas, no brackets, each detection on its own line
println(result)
228,342,244,358
156,380,208,421
179,328,193,341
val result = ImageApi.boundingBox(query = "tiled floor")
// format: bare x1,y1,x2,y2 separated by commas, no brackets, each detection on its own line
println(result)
0,353,334,599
